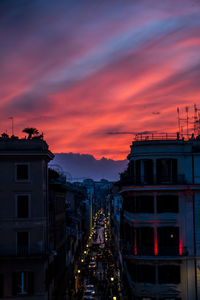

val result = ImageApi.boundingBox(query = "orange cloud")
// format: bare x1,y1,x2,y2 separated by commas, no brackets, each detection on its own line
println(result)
1,0,200,159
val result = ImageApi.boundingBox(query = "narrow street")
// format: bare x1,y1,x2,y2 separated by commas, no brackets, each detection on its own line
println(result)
74,209,122,300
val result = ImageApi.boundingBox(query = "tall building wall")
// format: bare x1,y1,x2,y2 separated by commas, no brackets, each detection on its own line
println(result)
0,138,54,299
120,139,200,300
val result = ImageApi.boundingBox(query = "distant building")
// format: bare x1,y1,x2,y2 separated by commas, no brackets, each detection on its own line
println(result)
48,169,67,299
111,192,123,264
0,136,54,299
120,134,200,299
63,182,87,297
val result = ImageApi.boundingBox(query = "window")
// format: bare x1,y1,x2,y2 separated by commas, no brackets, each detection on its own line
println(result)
0,274,3,298
136,195,154,213
156,159,177,184
137,227,154,255
137,264,156,283
158,227,179,255
136,160,141,184
136,160,153,184
127,263,156,284
17,195,29,218
143,160,153,184
157,195,179,213
128,160,134,177
123,223,134,254
127,262,136,282
123,195,154,214
158,265,180,284
16,164,29,181
12,272,34,295
123,195,135,213
17,232,29,256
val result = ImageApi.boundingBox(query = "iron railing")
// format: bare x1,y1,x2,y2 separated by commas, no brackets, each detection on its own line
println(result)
0,246,46,257
122,245,187,256
120,175,187,186
133,132,191,141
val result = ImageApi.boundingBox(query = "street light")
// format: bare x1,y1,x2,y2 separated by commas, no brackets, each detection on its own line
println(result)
110,277,114,282
78,269,81,274
113,297,117,300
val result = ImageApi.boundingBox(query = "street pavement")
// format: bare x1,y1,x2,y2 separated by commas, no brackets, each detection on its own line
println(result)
73,210,123,300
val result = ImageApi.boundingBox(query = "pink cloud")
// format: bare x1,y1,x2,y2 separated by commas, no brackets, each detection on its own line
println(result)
1,0,200,159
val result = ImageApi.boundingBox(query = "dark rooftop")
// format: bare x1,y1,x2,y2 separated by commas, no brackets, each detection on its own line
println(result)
0,135,54,158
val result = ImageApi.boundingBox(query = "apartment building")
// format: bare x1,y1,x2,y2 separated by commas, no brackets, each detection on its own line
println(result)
120,134,200,300
48,168,67,299
0,135,54,299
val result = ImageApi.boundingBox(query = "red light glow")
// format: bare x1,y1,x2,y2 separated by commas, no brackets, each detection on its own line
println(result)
134,229,137,255
154,228,158,256
179,238,183,255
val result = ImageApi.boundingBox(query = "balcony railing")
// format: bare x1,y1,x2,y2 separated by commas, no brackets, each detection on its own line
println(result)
122,245,187,257
120,175,186,186
122,246,154,256
17,246,29,257
133,132,181,141
0,246,46,257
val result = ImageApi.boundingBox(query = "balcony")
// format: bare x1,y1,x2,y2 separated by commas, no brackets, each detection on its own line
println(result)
17,246,29,256
0,246,47,257
122,246,154,256
120,175,186,186
121,245,188,257
158,246,180,256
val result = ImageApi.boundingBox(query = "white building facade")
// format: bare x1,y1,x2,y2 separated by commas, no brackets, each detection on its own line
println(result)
120,137,200,300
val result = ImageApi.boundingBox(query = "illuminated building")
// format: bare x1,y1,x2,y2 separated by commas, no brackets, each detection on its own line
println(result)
120,133,200,299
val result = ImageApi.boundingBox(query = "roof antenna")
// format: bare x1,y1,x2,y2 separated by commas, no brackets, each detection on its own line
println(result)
177,107,180,135
185,106,189,137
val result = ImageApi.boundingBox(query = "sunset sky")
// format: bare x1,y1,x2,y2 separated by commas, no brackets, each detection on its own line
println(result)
1,0,200,159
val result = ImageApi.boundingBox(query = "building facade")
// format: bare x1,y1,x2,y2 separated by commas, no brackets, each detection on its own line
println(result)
48,169,67,299
0,136,54,299
120,136,200,300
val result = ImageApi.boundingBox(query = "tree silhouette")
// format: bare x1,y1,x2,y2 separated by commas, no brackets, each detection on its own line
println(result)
22,127,39,139
1,132,9,138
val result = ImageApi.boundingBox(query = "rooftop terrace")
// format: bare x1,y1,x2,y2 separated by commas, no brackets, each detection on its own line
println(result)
133,132,200,142
0,134,54,158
